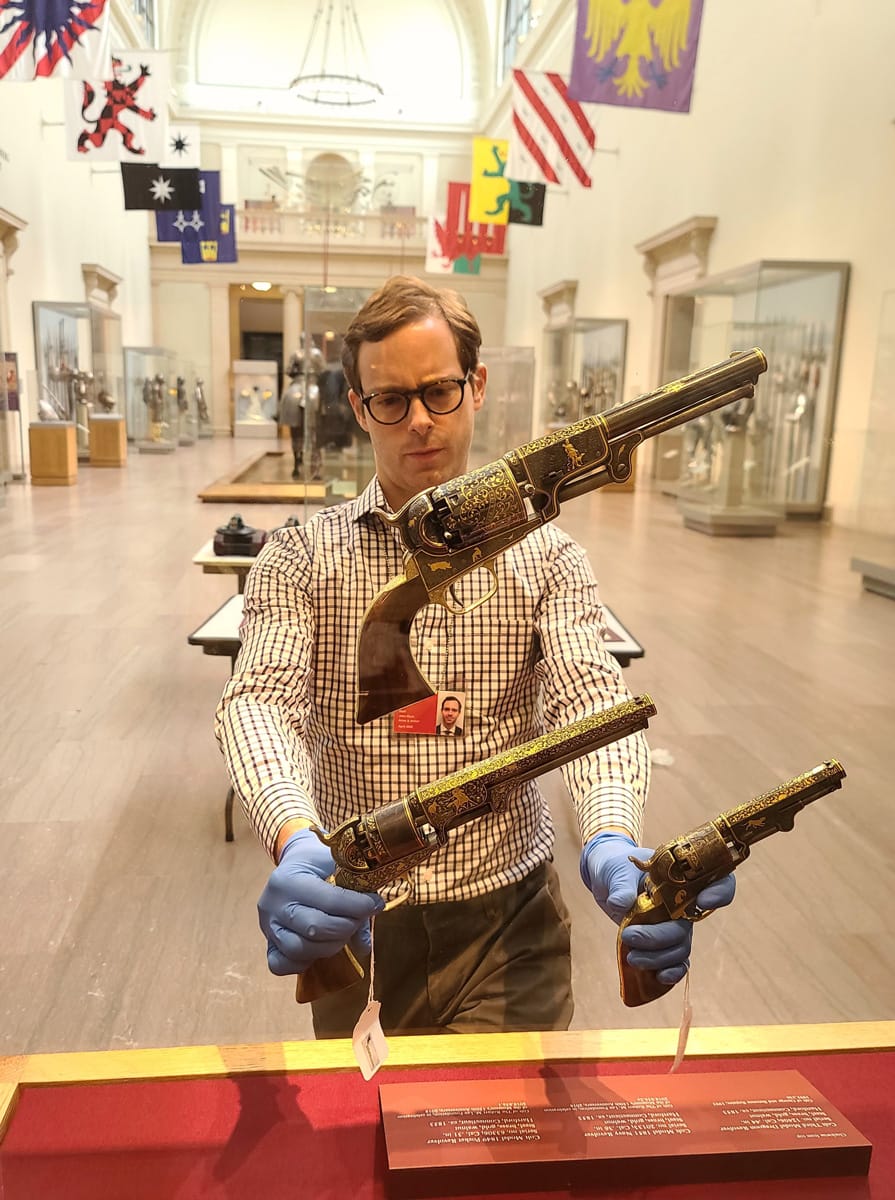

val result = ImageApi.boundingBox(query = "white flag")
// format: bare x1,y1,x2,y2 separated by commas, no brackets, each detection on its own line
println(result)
64,49,169,163
161,122,201,169
509,69,596,188
0,0,111,81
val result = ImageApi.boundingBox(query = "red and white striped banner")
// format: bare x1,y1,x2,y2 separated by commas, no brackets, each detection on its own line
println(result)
510,69,596,188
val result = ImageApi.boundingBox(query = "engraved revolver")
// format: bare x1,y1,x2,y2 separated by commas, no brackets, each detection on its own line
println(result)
618,759,847,1006
295,694,657,1003
355,348,768,724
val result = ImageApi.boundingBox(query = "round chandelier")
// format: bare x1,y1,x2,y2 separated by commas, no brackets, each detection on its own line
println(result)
289,0,384,107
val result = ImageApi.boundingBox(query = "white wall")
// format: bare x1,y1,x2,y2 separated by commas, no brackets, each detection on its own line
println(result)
492,0,895,529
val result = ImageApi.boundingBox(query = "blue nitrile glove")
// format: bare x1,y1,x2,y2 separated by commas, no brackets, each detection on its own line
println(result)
259,829,385,976
580,831,736,987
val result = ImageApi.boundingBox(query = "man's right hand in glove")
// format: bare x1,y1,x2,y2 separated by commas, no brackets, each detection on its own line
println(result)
259,828,385,976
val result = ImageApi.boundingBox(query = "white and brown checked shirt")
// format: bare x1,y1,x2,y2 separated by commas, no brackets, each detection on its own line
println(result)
215,477,650,906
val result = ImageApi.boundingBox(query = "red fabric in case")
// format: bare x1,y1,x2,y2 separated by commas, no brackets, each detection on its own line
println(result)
1,1051,890,1199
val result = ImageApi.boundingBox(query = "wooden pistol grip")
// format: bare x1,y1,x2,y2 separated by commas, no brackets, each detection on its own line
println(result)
295,944,366,1005
617,904,677,1008
355,572,434,724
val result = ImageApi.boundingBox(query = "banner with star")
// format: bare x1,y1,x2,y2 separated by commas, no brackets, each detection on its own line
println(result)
161,122,201,169
120,163,201,210
155,171,221,241
64,49,169,162
153,172,236,263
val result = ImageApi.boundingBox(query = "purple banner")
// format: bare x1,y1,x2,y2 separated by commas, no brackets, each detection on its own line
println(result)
568,0,705,113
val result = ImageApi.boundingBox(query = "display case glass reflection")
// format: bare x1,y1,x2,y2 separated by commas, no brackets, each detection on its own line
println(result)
541,318,627,431
472,346,535,466
856,289,895,538
662,260,849,517
233,360,278,437
287,286,373,521
32,301,124,457
0,346,10,487
123,346,177,450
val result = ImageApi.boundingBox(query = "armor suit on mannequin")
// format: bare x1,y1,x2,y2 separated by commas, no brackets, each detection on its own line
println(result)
175,376,188,413
195,378,210,424
144,372,166,441
279,345,324,480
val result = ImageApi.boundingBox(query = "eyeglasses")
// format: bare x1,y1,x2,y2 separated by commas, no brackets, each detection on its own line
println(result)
360,376,470,425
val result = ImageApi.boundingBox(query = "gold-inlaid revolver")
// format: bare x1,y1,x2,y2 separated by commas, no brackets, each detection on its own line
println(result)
295,694,656,1003
618,759,847,1006
355,348,768,724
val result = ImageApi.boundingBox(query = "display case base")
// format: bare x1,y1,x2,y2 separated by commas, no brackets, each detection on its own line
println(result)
234,420,278,439
137,440,177,455
178,436,196,447
198,450,336,504
29,422,77,486
679,500,779,537
850,557,895,601
88,414,127,468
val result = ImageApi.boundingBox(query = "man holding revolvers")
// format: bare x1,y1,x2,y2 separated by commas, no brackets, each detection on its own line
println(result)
216,276,735,1037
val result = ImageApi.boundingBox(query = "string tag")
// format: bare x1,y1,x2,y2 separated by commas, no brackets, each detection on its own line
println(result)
351,916,389,1080
352,1001,388,1080
669,972,693,1073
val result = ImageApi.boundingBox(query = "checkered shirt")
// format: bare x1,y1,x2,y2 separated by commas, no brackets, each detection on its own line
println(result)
215,477,650,904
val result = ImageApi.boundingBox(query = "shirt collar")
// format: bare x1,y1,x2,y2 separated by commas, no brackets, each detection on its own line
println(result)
352,475,392,524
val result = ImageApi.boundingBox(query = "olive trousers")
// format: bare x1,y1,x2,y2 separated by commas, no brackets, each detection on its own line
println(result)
310,861,574,1038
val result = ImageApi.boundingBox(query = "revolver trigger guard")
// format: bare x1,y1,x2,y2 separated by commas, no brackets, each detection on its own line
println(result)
438,564,499,616
310,824,331,848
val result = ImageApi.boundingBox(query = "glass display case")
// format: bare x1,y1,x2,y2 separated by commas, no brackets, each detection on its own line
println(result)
0,347,10,500
856,289,895,537
193,366,213,438
849,289,895,599
233,359,278,438
661,260,849,522
541,318,627,432
289,286,373,519
170,365,197,446
123,345,177,452
32,300,124,458
472,346,535,466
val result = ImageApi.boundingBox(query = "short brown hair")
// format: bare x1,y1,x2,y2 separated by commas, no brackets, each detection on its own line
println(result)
341,275,482,393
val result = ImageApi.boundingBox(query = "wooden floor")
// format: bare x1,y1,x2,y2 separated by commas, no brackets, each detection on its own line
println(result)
1,435,893,1056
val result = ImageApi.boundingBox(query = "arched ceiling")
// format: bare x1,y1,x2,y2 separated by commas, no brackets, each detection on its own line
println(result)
160,0,495,129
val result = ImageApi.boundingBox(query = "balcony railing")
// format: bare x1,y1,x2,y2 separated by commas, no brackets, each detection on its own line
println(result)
237,203,427,250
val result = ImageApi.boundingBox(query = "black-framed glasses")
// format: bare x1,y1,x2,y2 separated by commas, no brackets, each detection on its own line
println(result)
360,376,470,425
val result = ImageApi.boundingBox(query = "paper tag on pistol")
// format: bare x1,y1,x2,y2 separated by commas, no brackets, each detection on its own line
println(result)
353,1001,389,1080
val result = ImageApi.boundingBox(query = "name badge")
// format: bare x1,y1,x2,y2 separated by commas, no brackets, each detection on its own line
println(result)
392,691,468,737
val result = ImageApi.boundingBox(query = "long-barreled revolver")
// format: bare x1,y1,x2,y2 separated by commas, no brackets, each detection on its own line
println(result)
355,348,768,724
618,759,846,1007
295,694,657,1003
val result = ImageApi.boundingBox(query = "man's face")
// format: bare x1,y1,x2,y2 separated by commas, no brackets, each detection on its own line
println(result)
348,316,485,510
441,700,461,728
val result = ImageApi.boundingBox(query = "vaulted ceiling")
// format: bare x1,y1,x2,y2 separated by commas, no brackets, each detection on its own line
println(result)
157,0,497,129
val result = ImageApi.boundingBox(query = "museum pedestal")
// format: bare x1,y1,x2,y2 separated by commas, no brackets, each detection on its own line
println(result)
29,422,77,486
88,413,127,467
679,428,779,537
